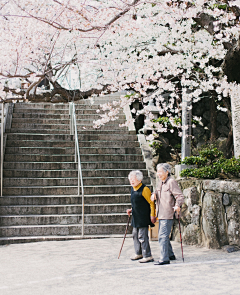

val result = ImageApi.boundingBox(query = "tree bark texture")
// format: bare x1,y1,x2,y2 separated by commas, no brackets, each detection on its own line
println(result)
210,95,219,142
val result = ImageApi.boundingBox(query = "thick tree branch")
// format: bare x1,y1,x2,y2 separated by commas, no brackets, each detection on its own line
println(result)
193,13,215,35
10,0,141,33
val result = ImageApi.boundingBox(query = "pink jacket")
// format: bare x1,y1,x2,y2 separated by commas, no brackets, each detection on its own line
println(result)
155,176,184,220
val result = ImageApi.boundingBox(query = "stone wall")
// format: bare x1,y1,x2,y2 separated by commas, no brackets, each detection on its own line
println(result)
172,179,240,249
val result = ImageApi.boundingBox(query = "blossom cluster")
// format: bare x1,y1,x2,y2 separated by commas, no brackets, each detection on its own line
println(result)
0,0,239,136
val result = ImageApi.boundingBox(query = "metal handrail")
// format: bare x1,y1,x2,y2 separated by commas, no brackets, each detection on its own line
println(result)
0,103,8,197
69,102,85,236
1,103,4,197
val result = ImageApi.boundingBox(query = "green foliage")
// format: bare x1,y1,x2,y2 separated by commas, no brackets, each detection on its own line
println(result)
217,157,240,177
125,93,135,99
181,156,207,167
212,3,228,10
173,143,181,150
199,147,223,163
180,146,240,179
153,116,181,130
153,116,201,131
181,166,220,179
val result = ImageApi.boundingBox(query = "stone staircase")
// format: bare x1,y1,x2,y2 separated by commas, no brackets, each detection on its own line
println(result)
0,94,152,244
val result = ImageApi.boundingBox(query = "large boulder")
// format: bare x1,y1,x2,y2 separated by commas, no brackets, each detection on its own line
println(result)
183,224,202,245
226,196,240,246
173,186,202,245
217,125,230,137
202,191,228,248
183,186,200,207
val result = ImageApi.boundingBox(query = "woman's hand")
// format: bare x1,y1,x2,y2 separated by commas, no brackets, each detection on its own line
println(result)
151,193,156,201
173,205,181,215
126,209,132,216
151,216,156,224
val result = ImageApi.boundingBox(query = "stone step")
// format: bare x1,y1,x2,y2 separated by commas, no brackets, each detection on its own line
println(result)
13,105,100,113
4,154,75,162
3,170,78,178
6,140,75,148
79,140,139,148
15,101,114,108
13,106,125,119
12,113,69,120
78,147,142,155
6,133,73,141
11,123,71,130
76,115,126,120
6,140,139,148
13,108,70,114
11,116,126,124
3,176,150,186
4,161,146,170
0,214,82,226
8,128,130,134
6,133,137,141
0,203,130,215
8,129,70,134
11,123,127,131
78,134,138,141
0,223,132,237
4,154,143,162
15,103,69,109
16,101,118,108
11,118,71,125
0,213,129,226
2,185,137,195
5,146,142,155
5,147,75,155
4,168,148,178
76,129,131,134
77,126,128,131
0,234,132,245
0,194,131,206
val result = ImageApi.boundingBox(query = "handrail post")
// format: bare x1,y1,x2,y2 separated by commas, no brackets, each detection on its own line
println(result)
1,103,4,197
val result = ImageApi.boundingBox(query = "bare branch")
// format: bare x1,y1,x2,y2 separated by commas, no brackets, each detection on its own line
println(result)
9,0,141,34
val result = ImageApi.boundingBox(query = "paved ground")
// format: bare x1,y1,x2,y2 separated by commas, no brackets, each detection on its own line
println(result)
0,237,240,295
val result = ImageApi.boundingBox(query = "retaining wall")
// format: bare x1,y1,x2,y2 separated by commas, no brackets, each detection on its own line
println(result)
172,179,240,249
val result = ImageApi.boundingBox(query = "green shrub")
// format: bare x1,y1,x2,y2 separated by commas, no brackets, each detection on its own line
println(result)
180,166,221,179
218,157,240,177
199,147,223,163
180,146,240,179
181,156,207,167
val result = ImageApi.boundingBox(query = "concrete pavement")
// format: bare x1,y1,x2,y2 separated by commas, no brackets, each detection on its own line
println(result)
0,237,240,295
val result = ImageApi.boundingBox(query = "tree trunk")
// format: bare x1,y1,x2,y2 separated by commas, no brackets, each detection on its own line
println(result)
210,95,218,142
222,97,234,158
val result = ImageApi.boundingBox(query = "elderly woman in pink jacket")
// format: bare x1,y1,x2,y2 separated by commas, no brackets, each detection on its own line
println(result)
151,163,184,265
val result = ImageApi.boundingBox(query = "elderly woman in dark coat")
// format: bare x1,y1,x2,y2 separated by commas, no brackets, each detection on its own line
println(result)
151,163,184,265
127,170,156,263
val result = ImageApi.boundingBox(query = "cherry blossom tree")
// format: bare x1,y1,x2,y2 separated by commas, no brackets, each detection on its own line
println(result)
0,0,240,147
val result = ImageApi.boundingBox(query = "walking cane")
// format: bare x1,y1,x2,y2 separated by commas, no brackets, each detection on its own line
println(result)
178,214,184,262
118,214,131,259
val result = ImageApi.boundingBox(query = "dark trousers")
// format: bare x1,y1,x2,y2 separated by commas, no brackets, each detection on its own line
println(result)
132,227,152,258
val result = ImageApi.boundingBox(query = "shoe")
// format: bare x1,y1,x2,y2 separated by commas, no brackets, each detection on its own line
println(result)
154,261,170,265
169,255,176,260
139,256,154,263
130,254,143,261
